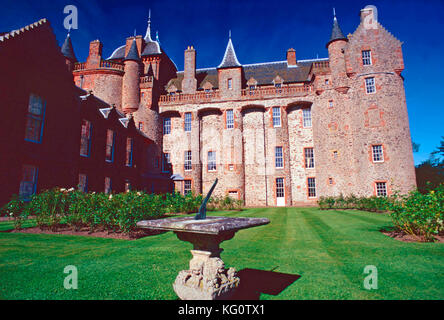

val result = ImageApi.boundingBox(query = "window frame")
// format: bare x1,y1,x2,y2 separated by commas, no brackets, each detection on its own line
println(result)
304,147,315,169
227,78,233,90
184,150,192,171
226,109,234,129
362,50,372,66
365,77,376,94
163,117,171,135
372,144,384,163
78,173,88,192
184,112,192,132
162,152,171,173
302,108,312,128
375,181,387,197
105,129,115,162
24,93,46,144
276,177,285,199
275,146,284,169
272,107,281,127
207,151,217,172
184,180,192,195
80,119,92,157
19,164,38,201
125,137,134,167
307,177,317,198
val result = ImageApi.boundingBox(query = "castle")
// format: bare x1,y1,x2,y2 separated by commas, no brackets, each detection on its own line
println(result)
66,5,416,206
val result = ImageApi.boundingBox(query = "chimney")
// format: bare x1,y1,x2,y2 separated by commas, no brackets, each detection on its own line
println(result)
182,46,197,94
287,48,297,66
86,40,102,68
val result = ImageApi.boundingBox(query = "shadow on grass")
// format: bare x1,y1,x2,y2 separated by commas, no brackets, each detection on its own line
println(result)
229,268,301,300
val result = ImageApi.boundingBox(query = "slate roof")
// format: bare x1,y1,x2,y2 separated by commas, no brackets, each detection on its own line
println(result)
218,38,241,68
61,33,77,61
124,39,140,61
327,16,347,46
167,60,317,91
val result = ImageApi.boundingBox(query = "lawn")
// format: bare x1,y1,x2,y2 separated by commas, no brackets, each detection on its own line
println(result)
0,207,443,300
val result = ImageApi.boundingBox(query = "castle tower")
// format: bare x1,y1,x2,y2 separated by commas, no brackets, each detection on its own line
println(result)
326,9,348,88
217,32,242,100
122,38,141,114
61,30,77,72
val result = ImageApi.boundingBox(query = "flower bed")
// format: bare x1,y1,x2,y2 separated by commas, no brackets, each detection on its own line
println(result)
1,188,244,234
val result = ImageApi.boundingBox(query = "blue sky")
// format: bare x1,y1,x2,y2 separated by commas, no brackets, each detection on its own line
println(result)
2,0,443,165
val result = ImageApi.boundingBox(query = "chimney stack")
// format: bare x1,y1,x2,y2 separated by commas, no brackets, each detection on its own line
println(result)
182,46,197,94
287,48,297,66
86,40,102,68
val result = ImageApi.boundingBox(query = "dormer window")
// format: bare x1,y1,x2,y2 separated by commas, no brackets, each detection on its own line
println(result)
249,85,256,95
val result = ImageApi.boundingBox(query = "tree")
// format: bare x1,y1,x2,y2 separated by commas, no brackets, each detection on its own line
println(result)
415,137,444,193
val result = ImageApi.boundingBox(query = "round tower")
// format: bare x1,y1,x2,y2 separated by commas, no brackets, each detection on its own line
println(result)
61,30,77,73
122,38,141,114
326,10,348,86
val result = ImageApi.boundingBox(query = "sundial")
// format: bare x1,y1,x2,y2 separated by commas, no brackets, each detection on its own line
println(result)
137,179,270,300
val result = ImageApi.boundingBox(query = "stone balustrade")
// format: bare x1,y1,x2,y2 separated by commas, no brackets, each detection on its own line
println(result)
73,60,124,71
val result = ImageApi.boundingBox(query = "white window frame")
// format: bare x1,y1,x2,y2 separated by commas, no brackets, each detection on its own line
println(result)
184,112,192,132
275,146,284,169
163,117,171,135
184,150,192,171
276,178,285,198
365,77,376,94
307,177,316,198
272,107,281,127
184,180,192,195
226,109,234,129
372,145,384,163
304,148,315,168
303,108,312,128
207,151,216,171
362,50,372,66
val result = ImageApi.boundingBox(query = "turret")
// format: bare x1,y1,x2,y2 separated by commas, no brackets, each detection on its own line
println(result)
122,38,141,114
217,31,242,99
61,30,77,72
182,46,197,94
326,9,348,85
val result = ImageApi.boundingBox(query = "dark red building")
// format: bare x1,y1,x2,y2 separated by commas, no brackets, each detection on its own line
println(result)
0,19,172,206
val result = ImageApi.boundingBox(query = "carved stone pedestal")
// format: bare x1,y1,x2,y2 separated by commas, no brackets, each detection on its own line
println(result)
173,231,240,300
136,216,270,300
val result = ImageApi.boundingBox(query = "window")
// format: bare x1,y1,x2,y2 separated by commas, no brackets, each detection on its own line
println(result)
365,77,376,94
80,120,92,157
226,109,234,129
19,165,38,200
372,145,384,163
163,117,171,135
307,177,316,198
25,93,45,143
249,85,256,95
325,79,329,85
208,151,216,171
227,78,232,90
78,174,87,192
276,178,285,198
376,182,387,197
162,153,170,172
184,180,192,195
105,129,115,162
138,122,144,131
304,148,315,168
333,150,338,159
275,147,283,168
228,191,238,199
126,137,133,166
80,75,84,88
275,83,282,93
328,100,334,108
184,151,192,171
184,112,192,132
362,50,372,66
303,109,312,128
104,177,112,194
329,177,334,185
272,107,281,127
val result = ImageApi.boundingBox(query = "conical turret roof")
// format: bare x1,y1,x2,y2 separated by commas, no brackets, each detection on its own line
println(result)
327,12,347,47
61,32,77,61
125,38,140,62
218,33,241,68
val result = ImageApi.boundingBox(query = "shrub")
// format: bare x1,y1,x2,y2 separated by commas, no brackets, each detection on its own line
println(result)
0,195,28,229
389,185,444,241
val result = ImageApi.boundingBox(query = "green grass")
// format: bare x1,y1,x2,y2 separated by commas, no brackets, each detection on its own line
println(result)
0,207,443,300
